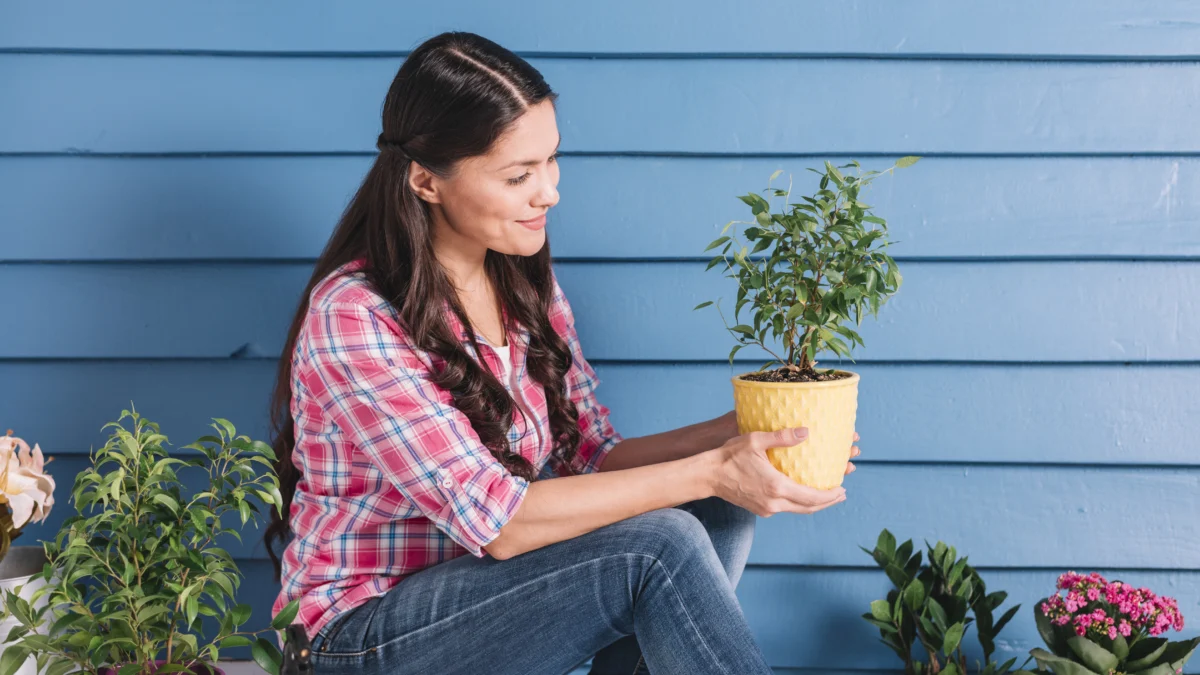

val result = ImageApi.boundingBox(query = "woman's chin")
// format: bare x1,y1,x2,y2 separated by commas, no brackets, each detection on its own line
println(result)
499,231,547,257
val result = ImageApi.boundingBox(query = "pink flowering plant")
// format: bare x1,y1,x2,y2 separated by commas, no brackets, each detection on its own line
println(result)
1018,571,1198,675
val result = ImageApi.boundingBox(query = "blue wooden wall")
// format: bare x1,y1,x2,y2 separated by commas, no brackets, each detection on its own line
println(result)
3,3,1199,673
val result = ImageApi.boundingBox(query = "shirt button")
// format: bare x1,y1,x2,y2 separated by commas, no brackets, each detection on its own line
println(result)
441,476,453,488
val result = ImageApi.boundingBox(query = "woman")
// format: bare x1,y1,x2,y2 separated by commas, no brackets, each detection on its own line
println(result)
263,31,855,675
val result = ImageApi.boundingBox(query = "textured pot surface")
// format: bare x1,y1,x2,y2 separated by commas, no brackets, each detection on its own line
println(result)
731,370,860,489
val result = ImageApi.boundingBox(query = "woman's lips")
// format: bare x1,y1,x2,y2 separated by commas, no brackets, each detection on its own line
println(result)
517,214,547,231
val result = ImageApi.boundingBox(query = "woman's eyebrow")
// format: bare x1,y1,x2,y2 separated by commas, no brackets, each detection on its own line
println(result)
498,135,562,170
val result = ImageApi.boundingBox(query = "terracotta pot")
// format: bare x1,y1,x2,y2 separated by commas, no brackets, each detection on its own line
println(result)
97,661,225,675
0,546,52,675
731,369,860,489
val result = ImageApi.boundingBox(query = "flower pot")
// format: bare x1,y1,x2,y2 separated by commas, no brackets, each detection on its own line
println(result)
97,661,225,675
731,370,859,489
0,546,51,675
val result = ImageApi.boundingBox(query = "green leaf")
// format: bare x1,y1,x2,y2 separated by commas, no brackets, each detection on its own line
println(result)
221,635,255,648
1030,648,1103,675
728,344,745,363
869,599,892,622
941,664,960,675
1160,636,1200,670
883,564,911,590
693,301,713,311
0,645,31,675
252,637,283,675
943,622,965,654
738,193,771,215
1111,634,1130,661
152,493,180,514
214,417,237,440
1127,665,1177,675
896,156,922,168
876,530,896,560
928,598,949,632
705,236,731,252
994,603,1021,635
271,598,301,631
1125,638,1169,670
231,603,254,627
1067,636,1118,674
862,615,899,633
904,580,925,612
1035,601,1072,657
185,593,200,627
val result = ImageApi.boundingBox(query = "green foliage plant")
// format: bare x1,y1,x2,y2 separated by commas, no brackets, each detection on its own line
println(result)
0,406,301,675
862,529,1032,675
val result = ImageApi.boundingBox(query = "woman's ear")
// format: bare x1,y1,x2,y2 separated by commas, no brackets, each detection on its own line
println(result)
406,161,442,205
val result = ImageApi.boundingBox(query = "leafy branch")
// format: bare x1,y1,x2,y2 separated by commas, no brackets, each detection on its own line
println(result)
695,157,918,375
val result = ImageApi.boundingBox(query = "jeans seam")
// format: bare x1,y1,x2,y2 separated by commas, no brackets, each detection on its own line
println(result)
646,557,731,675
314,608,351,651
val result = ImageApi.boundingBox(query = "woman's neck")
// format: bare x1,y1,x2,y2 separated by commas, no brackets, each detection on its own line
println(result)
432,216,489,293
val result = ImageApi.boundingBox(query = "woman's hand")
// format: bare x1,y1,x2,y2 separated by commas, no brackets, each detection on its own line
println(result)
711,411,861,475
709,426,848,518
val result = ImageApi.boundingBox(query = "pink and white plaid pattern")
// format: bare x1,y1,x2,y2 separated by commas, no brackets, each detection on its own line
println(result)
272,258,623,641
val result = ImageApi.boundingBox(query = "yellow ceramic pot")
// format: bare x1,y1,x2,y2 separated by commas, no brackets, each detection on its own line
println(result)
731,370,859,489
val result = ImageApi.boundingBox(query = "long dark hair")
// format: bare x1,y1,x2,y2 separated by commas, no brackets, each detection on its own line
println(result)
263,31,582,582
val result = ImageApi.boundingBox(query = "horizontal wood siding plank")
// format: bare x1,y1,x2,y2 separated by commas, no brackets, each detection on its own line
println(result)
5,1,1200,58
2,262,1196,361
3,361,1197,466
6,56,1200,153
4,156,1200,261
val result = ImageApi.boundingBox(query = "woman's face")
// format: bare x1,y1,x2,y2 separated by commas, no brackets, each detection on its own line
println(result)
411,100,561,259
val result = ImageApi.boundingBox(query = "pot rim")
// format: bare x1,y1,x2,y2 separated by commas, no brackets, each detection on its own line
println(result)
731,369,860,389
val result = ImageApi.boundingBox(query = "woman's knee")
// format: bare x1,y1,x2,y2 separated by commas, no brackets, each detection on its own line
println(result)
621,508,718,565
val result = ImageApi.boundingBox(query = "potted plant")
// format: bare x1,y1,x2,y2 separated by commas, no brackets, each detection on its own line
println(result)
695,157,918,488
861,529,1031,675
1016,571,1198,675
0,429,58,675
0,406,301,675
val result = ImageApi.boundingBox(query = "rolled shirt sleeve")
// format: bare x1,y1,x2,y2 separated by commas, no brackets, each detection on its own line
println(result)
303,300,529,557
546,271,625,477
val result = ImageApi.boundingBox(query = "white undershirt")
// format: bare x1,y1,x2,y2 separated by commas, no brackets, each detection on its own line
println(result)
482,337,512,384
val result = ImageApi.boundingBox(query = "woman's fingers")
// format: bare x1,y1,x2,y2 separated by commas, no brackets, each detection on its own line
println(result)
853,431,859,441
851,445,860,458
845,461,856,475
781,480,845,508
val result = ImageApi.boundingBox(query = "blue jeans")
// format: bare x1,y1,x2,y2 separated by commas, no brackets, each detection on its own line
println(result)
307,495,770,675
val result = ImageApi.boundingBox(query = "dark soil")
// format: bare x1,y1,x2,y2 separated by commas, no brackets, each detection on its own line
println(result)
739,366,853,383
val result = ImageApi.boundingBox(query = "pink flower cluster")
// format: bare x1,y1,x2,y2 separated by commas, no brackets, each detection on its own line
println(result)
1039,571,1185,640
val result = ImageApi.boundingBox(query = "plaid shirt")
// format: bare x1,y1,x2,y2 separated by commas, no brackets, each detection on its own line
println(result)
272,258,623,642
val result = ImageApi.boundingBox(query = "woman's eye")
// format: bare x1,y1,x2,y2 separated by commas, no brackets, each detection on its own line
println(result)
507,154,559,186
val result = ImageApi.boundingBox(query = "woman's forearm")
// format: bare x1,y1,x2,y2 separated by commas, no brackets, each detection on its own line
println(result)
597,412,738,473
488,449,721,560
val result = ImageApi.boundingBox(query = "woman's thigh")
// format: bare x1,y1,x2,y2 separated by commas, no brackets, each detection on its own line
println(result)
308,503,741,675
